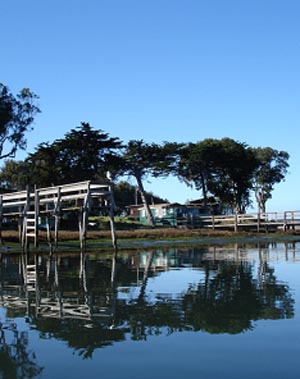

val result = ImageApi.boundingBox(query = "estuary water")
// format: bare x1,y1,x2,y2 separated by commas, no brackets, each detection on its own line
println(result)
1,242,300,379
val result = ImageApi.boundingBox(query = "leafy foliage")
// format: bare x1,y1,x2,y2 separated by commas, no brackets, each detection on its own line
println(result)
0,159,30,190
120,140,181,224
178,138,259,212
24,122,123,186
0,110,290,214
0,83,40,159
251,147,289,212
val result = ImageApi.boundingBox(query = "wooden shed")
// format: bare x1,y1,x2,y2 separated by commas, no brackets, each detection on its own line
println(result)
138,203,201,227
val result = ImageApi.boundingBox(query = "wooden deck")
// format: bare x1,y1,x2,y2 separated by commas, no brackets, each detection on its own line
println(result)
0,180,117,249
0,251,117,322
198,211,300,232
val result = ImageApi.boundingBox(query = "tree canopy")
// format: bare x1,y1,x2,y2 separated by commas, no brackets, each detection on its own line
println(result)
0,83,40,159
120,140,181,224
0,115,290,216
24,122,123,187
178,138,259,213
251,147,289,213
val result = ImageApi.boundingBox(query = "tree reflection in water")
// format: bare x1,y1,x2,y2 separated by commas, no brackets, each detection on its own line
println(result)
0,322,44,378
182,260,294,334
0,244,296,362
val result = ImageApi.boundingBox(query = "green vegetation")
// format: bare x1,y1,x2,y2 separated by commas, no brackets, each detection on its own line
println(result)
119,139,181,224
89,215,148,230
2,221,300,255
0,83,40,160
0,82,290,220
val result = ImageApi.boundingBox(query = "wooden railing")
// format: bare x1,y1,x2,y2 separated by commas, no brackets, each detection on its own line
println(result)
198,211,300,232
0,180,117,248
0,181,113,214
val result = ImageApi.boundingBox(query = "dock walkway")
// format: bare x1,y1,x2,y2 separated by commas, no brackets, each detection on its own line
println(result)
0,180,117,249
198,211,300,232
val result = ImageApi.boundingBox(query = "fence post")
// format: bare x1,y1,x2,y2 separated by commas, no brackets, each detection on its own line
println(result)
234,213,238,232
108,185,117,249
34,189,39,247
283,211,287,231
0,195,2,245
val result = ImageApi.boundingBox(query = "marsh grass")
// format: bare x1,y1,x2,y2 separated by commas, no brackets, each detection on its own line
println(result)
2,227,299,244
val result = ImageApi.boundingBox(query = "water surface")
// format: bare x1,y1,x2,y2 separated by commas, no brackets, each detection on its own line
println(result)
1,242,300,378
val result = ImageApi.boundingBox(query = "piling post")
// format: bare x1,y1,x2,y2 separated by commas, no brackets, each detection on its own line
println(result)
54,186,61,247
109,208,117,249
46,215,52,245
79,183,91,249
257,212,260,233
78,209,84,250
0,196,3,245
283,211,287,231
292,211,295,230
108,185,117,250
21,186,31,249
234,212,238,232
54,215,59,247
34,189,40,247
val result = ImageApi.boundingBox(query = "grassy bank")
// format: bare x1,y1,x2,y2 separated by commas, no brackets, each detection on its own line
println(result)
1,227,300,253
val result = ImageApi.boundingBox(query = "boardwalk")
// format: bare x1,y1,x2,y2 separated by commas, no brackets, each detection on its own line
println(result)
0,251,117,322
198,211,300,232
0,180,117,249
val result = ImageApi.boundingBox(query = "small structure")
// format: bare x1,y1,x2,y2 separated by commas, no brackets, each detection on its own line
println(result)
126,204,142,220
186,197,222,215
137,202,201,227
0,180,117,249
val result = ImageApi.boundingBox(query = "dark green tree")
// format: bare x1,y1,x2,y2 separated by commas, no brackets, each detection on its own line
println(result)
121,140,157,225
207,138,258,213
54,122,122,183
0,83,40,159
25,122,123,186
178,138,258,213
25,142,61,187
251,147,289,213
121,140,180,225
177,141,212,207
0,159,30,190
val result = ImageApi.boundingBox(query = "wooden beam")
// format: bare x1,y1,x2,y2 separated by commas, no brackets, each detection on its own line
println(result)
0,181,118,250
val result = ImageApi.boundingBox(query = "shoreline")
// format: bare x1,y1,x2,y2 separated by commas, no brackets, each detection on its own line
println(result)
1,228,300,253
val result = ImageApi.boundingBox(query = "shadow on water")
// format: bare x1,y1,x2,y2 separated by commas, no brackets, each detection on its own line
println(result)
0,241,297,368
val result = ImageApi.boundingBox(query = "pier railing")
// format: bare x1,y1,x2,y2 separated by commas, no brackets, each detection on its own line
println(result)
0,180,117,249
198,211,300,232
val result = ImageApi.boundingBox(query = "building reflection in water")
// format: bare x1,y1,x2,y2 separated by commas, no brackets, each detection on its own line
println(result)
0,242,297,361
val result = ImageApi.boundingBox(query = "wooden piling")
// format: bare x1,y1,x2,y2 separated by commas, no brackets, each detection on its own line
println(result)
0,180,118,250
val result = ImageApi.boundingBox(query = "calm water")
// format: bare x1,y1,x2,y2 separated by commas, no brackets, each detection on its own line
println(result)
1,242,300,379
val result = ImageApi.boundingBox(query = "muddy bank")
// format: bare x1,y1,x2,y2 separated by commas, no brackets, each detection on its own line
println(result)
1,228,300,253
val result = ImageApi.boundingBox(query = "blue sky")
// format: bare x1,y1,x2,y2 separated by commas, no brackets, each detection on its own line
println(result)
1,0,299,211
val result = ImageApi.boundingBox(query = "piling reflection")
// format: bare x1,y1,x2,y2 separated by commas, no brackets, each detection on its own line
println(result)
0,243,296,362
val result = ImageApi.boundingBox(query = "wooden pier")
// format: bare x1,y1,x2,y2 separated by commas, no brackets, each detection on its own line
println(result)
0,251,117,322
0,180,117,249
198,211,300,232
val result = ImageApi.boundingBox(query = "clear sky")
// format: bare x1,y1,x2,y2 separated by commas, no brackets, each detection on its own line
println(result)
1,0,299,211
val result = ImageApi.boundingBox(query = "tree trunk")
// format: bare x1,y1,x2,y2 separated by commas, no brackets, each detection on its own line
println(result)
138,251,154,301
200,172,208,208
136,176,155,226
255,188,266,213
